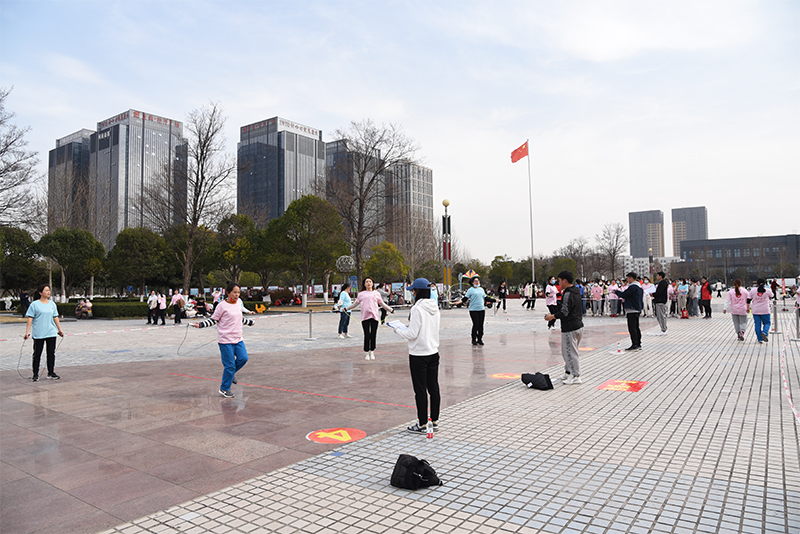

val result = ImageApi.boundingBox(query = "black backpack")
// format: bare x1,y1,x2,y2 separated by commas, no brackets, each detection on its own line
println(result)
521,372,553,390
390,454,443,490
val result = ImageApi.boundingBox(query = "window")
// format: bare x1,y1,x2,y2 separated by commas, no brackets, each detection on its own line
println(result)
715,250,722,258
734,249,741,258
743,249,750,257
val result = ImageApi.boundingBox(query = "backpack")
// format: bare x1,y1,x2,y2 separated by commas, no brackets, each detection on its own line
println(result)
521,372,553,390
390,454,443,490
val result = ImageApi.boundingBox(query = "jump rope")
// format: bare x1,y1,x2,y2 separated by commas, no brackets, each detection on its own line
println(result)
16,335,65,380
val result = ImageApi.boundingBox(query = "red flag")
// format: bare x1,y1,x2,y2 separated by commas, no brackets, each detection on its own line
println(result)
511,141,528,163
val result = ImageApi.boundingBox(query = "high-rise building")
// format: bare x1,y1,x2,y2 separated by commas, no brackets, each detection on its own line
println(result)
672,206,708,257
386,161,434,246
629,210,664,258
237,117,326,223
49,110,187,249
48,129,93,232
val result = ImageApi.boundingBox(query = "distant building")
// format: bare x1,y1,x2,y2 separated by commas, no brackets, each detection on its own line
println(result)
237,117,326,224
48,129,93,232
680,234,800,281
49,110,188,250
386,161,434,245
629,210,665,258
672,206,708,257
622,256,683,280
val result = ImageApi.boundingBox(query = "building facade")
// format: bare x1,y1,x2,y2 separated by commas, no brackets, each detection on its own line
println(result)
237,117,326,224
680,234,800,281
49,110,187,250
629,210,665,258
672,206,708,257
386,161,434,242
48,129,93,232
622,256,683,280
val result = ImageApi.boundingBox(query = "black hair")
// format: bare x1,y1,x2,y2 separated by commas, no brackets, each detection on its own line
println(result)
734,278,742,297
225,282,239,295
657,271,666,279
341,282,350,291
361,277,374,291
33,284,50,300
626,272,637,280
414,288,431,300
757,278,766,294
557,270,574,284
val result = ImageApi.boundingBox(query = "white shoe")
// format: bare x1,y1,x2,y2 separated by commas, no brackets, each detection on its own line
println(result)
369,351,375,360
563,376,583,385
365,353,370,360
338,334,345,339
559,373,570,381
345,333,352,338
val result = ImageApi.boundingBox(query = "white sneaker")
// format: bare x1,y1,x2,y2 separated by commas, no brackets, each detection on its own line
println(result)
365,353,370,360
345,333,352,338
563,376,583,385
559,373,570,381
338,334,345,339
369,351,375,360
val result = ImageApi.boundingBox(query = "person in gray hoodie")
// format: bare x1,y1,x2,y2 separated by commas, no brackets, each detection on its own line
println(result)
391,278,442,434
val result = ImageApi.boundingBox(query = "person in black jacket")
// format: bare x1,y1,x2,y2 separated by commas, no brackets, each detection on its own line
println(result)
615,272,644,351
544,270,584,385
652,271,669,335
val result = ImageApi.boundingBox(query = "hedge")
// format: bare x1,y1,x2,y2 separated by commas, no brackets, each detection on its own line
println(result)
56,300,268,319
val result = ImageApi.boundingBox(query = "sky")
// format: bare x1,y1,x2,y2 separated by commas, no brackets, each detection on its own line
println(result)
1,0,798,263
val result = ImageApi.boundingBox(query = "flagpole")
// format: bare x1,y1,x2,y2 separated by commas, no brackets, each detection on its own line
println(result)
525,139,535,287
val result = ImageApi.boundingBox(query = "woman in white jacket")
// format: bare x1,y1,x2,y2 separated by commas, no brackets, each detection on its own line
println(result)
392,278,442,434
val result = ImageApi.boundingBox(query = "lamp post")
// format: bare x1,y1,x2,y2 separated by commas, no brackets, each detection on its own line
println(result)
648,248,653,279
442,199,452,308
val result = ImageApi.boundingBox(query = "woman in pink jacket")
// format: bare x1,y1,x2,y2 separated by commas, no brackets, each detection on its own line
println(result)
749,278,774,343
193,283,255,398
723,279,749,341
345,276,393,360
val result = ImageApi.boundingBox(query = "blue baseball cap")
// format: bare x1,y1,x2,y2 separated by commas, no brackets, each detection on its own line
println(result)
409,278,431,290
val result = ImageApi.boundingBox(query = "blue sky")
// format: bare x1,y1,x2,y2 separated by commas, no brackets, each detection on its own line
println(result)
1,0,798,262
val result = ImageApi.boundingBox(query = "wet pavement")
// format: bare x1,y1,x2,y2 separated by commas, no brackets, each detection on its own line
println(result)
2,304,798,534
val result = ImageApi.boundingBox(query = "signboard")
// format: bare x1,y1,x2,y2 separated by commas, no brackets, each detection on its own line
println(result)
277,117,320,139
350,276,358,288
596,380,649,392
306,427,366,444
313,285,324,294
392,282,404,293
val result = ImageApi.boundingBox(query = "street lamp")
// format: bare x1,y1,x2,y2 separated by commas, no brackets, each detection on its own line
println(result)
442,199,452,307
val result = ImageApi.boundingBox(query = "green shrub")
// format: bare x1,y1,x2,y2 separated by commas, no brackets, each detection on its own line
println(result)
57,302,149,318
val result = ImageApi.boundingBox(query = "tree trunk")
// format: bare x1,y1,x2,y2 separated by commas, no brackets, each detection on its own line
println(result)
60,269,66,301
90,275,95,298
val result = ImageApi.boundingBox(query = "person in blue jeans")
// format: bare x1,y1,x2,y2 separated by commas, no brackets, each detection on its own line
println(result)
459,276,487,345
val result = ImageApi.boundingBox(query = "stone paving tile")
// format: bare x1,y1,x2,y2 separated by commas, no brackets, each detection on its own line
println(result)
97,311,800,534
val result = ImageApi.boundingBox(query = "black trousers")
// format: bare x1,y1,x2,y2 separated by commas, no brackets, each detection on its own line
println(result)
32,337,56,376
498,297,506,310
409,353,441,426
547,304,558,328
627,312,642,347
147,307,156,323
173,304,182,324
157,308,166,324
361,318,378,352
469,310,485,342
700,299,712,317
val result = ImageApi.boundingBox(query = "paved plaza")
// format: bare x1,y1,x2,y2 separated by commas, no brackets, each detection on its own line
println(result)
1,302,798,534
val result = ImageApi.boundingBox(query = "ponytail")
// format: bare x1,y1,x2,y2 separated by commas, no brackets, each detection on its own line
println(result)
734,279,742,298
756,278,766,295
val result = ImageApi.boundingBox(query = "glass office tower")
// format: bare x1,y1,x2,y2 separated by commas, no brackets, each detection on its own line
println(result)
629,210,665,258
672,206,708,257
237,117,326,223
48,129,93,232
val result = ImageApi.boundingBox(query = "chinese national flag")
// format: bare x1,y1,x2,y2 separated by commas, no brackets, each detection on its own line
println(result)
511,141,528,163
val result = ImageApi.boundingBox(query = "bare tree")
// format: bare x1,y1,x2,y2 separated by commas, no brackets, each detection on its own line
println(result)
143,102,235,292
319,120,419,285
595,223,628,279
556,236,592,280
0,88,40,227
391,211,438,280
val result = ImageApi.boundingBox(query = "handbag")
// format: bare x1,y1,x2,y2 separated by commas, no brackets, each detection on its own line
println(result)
390,454,443,490
521,372,553,390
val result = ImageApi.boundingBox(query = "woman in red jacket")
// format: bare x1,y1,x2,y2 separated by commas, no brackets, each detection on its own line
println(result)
699,276,713,319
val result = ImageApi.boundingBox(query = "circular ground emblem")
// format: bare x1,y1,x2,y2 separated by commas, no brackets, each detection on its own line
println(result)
306,427,367,444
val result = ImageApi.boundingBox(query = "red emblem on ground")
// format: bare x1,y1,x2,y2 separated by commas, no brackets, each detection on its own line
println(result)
490,373,521,379
306,428,366,444
596,380,649,392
